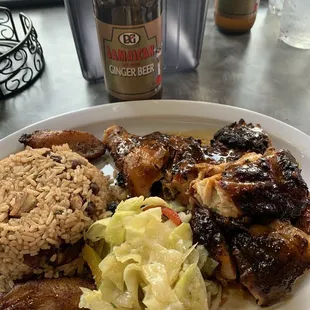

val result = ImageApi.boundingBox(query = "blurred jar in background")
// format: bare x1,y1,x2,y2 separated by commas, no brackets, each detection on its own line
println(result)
214,0,260,33
269,0,284,16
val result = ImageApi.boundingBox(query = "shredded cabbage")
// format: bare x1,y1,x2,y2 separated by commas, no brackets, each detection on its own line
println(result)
80,197,220,310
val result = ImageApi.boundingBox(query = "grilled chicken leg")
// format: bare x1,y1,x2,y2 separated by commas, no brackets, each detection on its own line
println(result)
103,120,271,205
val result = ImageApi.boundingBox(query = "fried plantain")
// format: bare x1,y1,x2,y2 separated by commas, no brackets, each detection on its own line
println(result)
0,278,95,310
19,130,106,160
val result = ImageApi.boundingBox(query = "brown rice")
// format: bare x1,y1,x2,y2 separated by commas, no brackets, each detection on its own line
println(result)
0,144,115,292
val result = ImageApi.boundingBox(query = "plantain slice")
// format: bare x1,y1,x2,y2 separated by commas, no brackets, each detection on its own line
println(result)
19,130,106,160
0,277,95,310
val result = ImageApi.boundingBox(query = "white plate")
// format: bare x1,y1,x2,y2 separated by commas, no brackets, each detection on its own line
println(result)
1,100,310,310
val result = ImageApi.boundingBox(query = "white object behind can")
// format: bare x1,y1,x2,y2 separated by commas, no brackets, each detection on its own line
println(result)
269,0,284,16
279,0,310,49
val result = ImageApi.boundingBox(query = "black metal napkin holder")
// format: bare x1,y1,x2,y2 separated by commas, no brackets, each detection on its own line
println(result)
0,7,45,99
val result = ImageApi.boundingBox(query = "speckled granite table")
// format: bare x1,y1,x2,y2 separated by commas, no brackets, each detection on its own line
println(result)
1,0,309,139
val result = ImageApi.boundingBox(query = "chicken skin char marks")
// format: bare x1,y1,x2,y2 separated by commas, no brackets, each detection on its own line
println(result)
103,119,271,204
192,148,309,219
232,220,310,307
211,118,271,155
190,206,238,282
190,205,310,307
191,148,310,306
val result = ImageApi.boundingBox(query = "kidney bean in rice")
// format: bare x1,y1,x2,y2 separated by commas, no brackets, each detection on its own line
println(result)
0,144,115,292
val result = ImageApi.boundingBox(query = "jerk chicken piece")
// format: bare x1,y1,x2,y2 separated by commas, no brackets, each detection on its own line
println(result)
103,125,171,197
0,278,95,310
103,125,208,204
161,135,208,205
202,118,271,164
192,148,309,219
190,206,237,282
103,120,271,205
211,118,271,156
232,220,310,307
19,130,106,160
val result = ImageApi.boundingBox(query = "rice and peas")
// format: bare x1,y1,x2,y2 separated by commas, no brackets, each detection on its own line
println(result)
0,144,220,309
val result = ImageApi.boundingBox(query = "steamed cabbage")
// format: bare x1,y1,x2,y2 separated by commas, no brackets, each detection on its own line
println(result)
80,197,218,310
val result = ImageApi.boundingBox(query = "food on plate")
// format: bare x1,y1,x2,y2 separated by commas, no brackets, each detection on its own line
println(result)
190,145,310,306
0,277,94,310
102,120,270,206
103,125,208,205
190,207,237,282
79,197,220,310
191,206,310,307
232,220,310,306
0,145,114,293
210,119,271,155
102,120,310,307
1,118,309,309
19,130,106,160
192,148,308,219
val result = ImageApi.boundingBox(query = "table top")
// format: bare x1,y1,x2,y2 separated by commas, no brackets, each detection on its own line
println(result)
1,0,310,139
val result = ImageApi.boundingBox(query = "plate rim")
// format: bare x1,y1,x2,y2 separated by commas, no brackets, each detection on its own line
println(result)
1,99,310,155
1,99,310,139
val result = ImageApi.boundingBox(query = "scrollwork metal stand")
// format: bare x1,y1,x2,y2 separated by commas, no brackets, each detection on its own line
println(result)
0,7,45,99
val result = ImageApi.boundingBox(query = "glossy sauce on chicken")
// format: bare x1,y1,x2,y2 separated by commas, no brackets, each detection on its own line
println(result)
165,129,216,144
103,120,271,206
103,119,310,307
167,130,242,163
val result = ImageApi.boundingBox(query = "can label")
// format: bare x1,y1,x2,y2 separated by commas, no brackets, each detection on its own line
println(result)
216,0,260,16
95,16,162,101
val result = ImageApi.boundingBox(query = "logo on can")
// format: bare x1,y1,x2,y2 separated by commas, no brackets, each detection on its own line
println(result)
118,33,140,46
